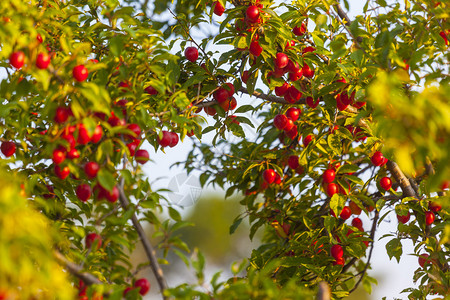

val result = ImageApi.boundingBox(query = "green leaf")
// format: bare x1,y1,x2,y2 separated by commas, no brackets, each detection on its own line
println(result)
168,207,182,222
229,216,243,234
330,194,346,216
386,238,403,263
327,134,342,155
97,169,116,192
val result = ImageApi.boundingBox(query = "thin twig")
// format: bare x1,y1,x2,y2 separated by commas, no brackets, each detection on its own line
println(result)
118,179,168,298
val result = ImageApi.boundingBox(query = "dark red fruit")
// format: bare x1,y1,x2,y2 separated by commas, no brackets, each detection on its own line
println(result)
397,211,411,224
168,132,179,147
85,233,102,250
425,211,435,225
287,155,299,169
351,217,363,230
36,52,50,69
9,51,25,69
52,149,66,165
224,82,235,97
134,278,150,296
185,47,199,62
84,162,99,178
214,87,229,103
249,41,263,56
380,177,392,191
1,141,16,157
73,65,88,82
286,125,298,139
76,184,91,202
323,169,336,183
340,206,352,220
263,169,276,184
158,131,172,147
135,149,149,164
242,70,250,83
145,86,158,95
302,63,314,78
326,183,338,197
91,125,103,143
285,107,300,121
127,123,141,139
306,97,319,108
286,86,302,103
54,107,70,123
275,82,289,97
274,114,288,130
418,254,430,268
105,186,119,203
303,134,313,147
293,23,306,36
330,244,343,259
54,165,70,179
213,1,225,16
275,53,289,69
429,201,441,212
246,5,260,23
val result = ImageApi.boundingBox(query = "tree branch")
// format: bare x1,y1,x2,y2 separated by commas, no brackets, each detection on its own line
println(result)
54,250,105,288
386,160,418,198
118,180,168,298
317,281,331,300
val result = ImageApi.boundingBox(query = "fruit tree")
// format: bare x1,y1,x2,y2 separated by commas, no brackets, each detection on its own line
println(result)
0,0,449,299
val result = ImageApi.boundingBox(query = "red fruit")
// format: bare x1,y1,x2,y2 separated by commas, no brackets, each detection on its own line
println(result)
418,254,430,268
85,233,102,250
288,69,303,81
9,51,25,69
286,125,298,139
52,149,66,165
169,132,179,147
275,53,289,69
246,5,260,23
354,101,366,109
380,177,392,191
204,106,217,116
242,70,250,83
1,141,16,157
323,169,336,183
249,41,263,56
330,244,343,259
371,151,385,166
263,169,276,184
108,114,126,127
77,124,91,145
274,173,282,185
287,155,299,169
293,23,307,36
214,87,230,103
134,278,150,296
127,123,141,139
158,131,171,147
36,52,50,69
326,183,338,197
105,186,119,203
333,257,345,266
283,118,294,131
91,125,103,143
285,107,300,121
340,206,352,220
145,85,158,95
302,46,315,54
54,107,69,123
440,180,449,190
425,211,435,225
429,201,441,212
72,65,88,82
302,63,314,78
54,165,70,179
84,162,99,178
36,33,43,43
336,93,349,111
286,60,300,73
397,211,411,224
213,1,225,16
439,31,449,46
62,132,76,149
135,149,149,164
224,82,235,97
349,201,362,215
273,114,288,130
306,96,319,108
275,82,289,96
76,184,92,202
303,134,313,147
67,148,80,159
127,140,140,156
286,86,302,103
185,47,199,62
351,217,363,230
